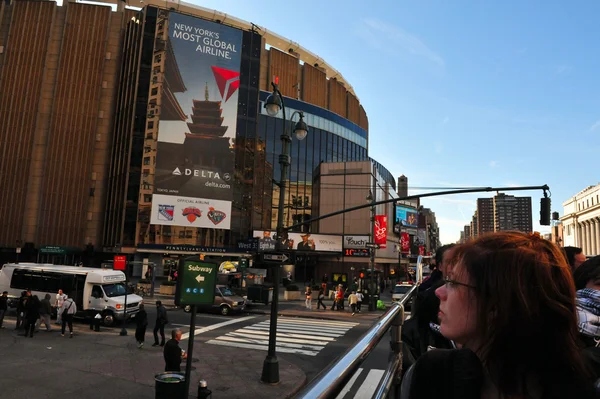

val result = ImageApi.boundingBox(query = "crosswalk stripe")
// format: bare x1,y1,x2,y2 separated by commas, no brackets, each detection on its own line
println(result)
335,367,364,399
245,325,344,337
256,321,353,333
205,317,357,356
277,317,359,327
228,331,331,346
206,339,318,356
354,369,385,399
180,316,256,340
235,328,336,342
214,335,325,351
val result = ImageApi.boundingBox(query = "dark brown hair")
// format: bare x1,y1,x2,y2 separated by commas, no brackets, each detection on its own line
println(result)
573,255,600,290
447,231,592,397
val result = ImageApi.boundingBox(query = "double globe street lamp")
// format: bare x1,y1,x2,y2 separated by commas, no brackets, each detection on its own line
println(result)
261,81,308,385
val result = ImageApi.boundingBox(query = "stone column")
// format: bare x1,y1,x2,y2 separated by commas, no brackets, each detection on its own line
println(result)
590,219,596,256
585,221,592,255
594,218,600,255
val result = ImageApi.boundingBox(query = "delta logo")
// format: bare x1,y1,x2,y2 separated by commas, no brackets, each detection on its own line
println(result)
182,207,202,223
207,207,226,225
211,66,240,102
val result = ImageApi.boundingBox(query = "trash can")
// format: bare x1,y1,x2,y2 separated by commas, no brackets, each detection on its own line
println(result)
155,372,186,399
247,285,273,305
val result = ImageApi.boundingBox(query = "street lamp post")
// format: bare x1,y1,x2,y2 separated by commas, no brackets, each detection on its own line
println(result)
261,81,308,385
366,190,376,311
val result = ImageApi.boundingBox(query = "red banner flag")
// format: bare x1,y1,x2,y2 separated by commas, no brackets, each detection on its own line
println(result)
374,215,387,249
419,246,425,256
401,233,410,253
114,255,126,271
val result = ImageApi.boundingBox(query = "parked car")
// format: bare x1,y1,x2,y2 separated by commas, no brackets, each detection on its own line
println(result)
182,285,245,316
391,283,414,309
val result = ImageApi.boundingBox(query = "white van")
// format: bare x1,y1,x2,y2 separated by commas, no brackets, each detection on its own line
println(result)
0,263,143,326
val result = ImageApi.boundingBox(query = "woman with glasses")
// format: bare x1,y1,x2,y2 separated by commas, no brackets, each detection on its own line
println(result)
401,231,597,399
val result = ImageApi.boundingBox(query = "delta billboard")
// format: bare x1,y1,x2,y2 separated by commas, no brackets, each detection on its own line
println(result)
150,12,243,230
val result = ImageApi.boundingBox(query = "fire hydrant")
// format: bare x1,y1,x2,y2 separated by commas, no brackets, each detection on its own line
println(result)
198,380,212,399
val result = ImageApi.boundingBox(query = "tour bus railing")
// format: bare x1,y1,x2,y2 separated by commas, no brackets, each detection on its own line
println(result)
294,284,419,399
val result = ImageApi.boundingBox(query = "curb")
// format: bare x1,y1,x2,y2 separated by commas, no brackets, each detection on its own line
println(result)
286,373,308,399
246,309,383,322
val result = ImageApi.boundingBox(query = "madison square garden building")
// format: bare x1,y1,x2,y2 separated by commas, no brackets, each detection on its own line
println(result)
0,0,403,282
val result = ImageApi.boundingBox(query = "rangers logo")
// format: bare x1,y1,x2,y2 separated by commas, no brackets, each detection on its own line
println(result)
158,205,174,221
207,207,226,225
182,207,202,223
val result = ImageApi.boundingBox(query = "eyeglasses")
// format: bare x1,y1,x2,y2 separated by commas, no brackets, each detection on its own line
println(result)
444,275,476,290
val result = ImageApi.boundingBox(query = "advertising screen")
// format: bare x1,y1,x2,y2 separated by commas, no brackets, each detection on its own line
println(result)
150,12,243,230
253,231,343,252
395,205,418,228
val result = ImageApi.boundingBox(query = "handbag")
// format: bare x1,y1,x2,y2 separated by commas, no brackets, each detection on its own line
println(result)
61,300,73,318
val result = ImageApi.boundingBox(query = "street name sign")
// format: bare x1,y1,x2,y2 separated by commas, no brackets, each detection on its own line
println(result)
365,243,380,249
175,257,218,306
262,253,289,263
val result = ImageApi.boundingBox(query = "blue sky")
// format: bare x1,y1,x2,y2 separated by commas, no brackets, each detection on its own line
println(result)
186,0,600,244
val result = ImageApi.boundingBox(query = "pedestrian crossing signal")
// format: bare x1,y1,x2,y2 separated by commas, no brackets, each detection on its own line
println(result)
359,272,365,279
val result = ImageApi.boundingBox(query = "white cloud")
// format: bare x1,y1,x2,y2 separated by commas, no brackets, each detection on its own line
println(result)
360,18,444,67
590,120,600,131
489,160,498,168
442,117,449,125
555,65,570,75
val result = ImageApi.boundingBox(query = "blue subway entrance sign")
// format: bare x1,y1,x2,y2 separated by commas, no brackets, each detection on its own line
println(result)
175,257,218,306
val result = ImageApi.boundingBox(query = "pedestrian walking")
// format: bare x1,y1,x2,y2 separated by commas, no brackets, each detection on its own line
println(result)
348,291,358,315
25,295,40,338
0,291,8,329
55,289,67,325
304,286,312,310
356,291,363,313
38,293,52,332
316,288,326,310
152,301,168,347
15,291,27,330
135,304,148,349
60,294,77,338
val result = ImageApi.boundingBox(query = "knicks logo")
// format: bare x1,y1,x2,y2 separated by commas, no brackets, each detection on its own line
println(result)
182,207,202,223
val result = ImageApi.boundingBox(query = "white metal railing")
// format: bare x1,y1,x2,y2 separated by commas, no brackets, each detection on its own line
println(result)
294,284,418,399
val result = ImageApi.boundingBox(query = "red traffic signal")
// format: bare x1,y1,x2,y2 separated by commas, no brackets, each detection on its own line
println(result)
359,272,365,279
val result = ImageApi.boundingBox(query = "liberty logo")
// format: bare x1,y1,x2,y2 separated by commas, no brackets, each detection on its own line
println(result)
211,66,240,102
207,207,226,225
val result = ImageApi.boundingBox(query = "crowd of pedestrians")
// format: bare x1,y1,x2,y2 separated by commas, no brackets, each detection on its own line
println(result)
9,288,78,338
399,232,600,399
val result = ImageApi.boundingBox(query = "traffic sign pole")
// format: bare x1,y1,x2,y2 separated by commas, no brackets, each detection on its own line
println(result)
183,304,197,398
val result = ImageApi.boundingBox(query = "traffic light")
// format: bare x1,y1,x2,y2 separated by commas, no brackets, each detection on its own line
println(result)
359,272,365,279
540,196,551,226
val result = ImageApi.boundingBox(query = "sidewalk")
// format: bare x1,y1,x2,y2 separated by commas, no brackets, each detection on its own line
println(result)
0,319,306,399
146,293,386,322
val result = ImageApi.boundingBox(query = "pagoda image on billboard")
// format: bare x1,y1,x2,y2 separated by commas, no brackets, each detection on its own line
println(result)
183,84,232,170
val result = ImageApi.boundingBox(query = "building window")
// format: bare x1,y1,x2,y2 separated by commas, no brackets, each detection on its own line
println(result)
151,87,158,96
143,169,150,178
148,121,154,129
143,157,151,165
143,194,152,202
